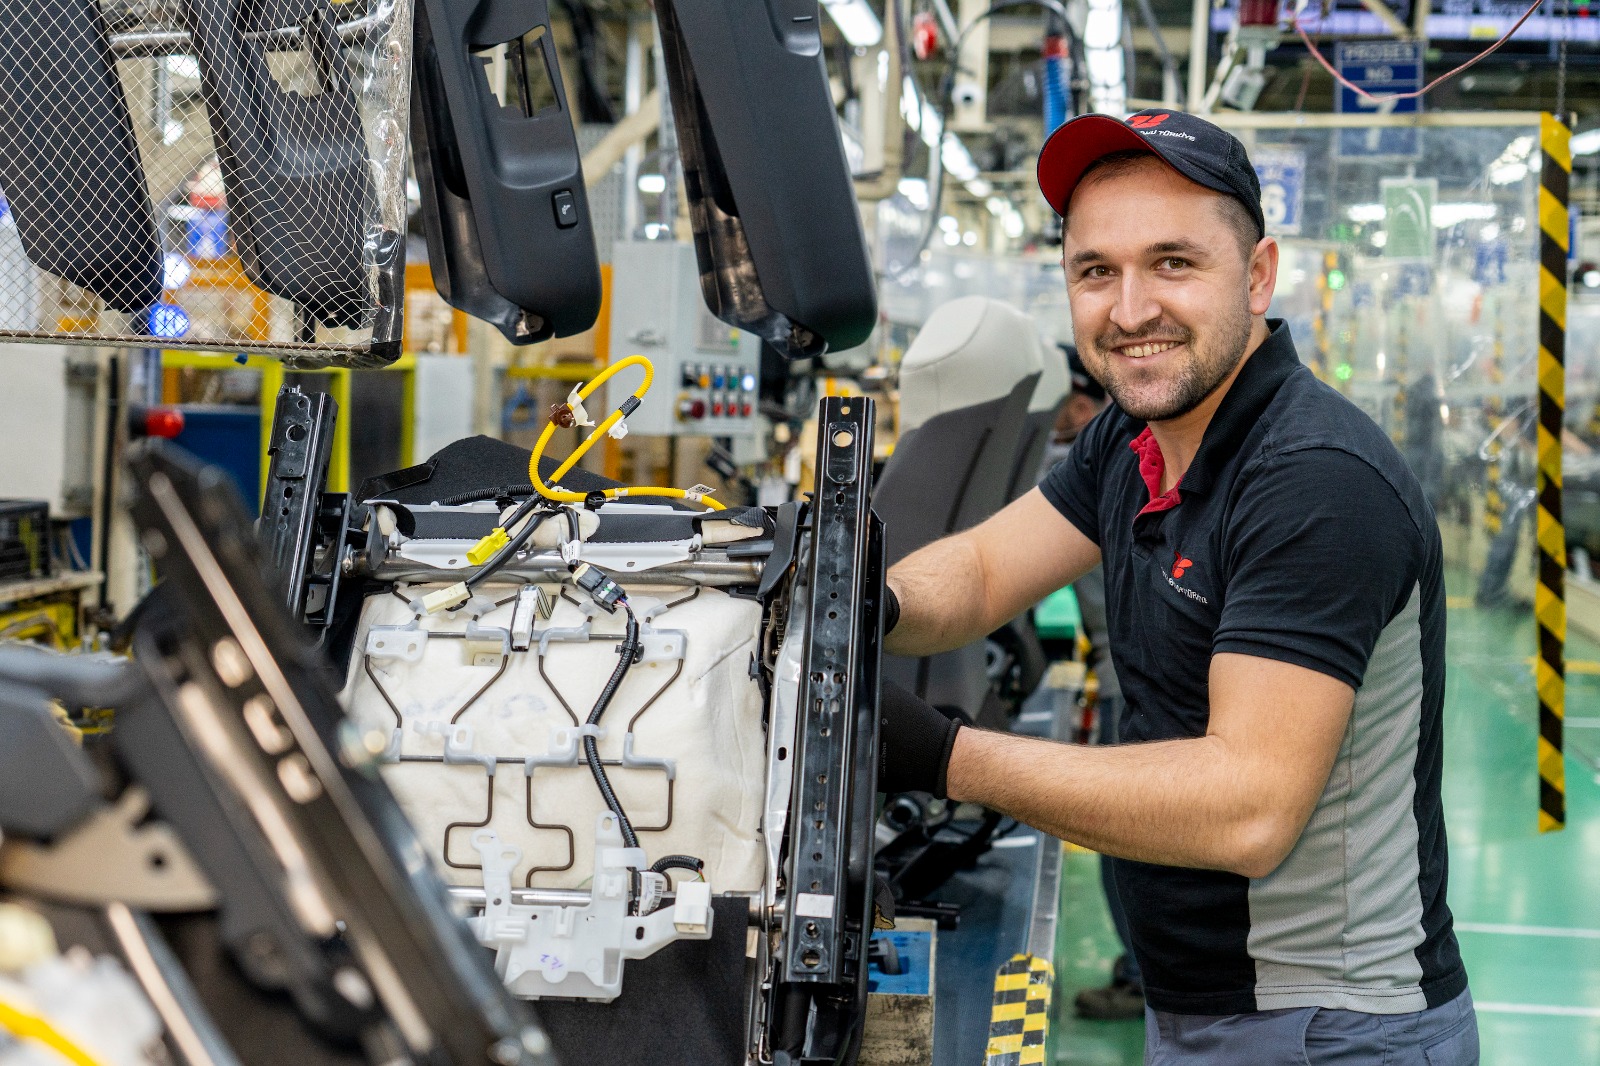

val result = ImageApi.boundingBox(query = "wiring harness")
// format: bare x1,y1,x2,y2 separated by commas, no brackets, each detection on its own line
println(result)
527,354,725,511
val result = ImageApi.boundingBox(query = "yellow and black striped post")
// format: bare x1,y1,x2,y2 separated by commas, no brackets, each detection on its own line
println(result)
985,954,1052,1066
1536,112,1571,834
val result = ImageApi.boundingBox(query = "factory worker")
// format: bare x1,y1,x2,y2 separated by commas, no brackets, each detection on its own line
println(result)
877,110,1476,1066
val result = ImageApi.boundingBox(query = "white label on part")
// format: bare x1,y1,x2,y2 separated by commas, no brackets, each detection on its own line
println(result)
795,893,835,919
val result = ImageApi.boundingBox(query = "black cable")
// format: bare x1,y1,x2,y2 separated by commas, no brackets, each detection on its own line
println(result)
437,484,539,506
890,0,1083,277
650,855,705,876
464,500,554,591
582,602,642,851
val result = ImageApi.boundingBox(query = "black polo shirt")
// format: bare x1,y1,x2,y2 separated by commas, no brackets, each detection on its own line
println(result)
1041,322,1466,1016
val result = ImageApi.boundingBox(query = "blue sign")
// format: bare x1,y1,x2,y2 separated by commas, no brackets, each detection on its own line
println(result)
1253,148,1306,237
1335,41,1422,159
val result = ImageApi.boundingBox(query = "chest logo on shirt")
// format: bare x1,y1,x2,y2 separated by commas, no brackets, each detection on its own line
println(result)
1166,550,1209,604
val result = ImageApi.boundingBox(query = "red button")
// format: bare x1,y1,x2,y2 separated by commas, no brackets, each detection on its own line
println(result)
742,403,753,417
712,402,724,417
679,398,706,420
145,407,185,439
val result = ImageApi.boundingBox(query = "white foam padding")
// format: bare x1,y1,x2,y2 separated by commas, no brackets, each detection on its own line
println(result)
898,296,1045,435
342,583,767,893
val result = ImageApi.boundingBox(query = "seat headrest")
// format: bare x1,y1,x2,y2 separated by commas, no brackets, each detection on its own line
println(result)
899,296,1045,435
1029,340,1072,413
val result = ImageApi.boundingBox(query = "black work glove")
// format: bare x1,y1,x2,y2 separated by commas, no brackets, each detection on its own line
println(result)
883,583,901,635
877,679,964,799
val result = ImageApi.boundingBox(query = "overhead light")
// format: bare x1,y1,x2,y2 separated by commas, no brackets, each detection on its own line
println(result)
1583,269,1600,288
938,215,959,232
820,0,883,48
1573,129,1600,156
962,231,978,246
942,230,961,246
637,173,667,194
1347,203,1386,223
1432,203,1496,226
1489,162,1528,185
897,177,929,210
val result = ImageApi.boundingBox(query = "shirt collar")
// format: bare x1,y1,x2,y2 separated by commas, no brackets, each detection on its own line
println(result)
1175,319,1301,496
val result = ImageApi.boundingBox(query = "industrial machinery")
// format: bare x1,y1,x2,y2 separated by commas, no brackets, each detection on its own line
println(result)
0,378,887,1066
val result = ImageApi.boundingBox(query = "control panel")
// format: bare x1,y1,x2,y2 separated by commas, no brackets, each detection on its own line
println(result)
606,240,761,437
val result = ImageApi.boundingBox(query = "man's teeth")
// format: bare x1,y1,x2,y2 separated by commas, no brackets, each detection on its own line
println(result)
1120,341,1180,359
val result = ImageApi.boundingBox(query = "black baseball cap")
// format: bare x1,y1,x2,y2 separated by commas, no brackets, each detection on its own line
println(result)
1037,109,1265,238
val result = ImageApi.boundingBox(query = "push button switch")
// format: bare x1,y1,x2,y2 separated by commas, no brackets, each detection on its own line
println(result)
552,190,578,229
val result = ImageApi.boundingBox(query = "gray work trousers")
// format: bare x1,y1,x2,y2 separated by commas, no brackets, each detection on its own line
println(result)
1144,988,1478,1065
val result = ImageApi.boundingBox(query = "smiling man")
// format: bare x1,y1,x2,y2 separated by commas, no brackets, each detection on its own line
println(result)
877,110,1477,1064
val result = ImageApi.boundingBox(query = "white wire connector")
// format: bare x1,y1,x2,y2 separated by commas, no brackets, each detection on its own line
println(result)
607,418,630,440
421,582,470,614
684,483,714,504
566,387,595,428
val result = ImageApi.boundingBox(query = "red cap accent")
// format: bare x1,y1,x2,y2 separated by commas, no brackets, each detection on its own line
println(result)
1035,114,1165,218
145,407,185,439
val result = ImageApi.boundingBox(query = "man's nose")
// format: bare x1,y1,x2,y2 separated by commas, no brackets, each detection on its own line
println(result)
1109,272,1161,336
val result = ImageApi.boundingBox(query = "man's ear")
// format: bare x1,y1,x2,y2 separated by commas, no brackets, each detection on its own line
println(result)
1248,237,1280,317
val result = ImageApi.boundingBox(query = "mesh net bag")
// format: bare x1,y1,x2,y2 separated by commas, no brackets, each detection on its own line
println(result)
0,0,412,367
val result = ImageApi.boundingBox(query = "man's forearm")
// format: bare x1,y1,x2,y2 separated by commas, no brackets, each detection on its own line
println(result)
884,532,996,657
945,728,1294,878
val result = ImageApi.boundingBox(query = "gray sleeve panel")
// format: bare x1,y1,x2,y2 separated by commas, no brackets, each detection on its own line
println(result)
1245,587,1429,1014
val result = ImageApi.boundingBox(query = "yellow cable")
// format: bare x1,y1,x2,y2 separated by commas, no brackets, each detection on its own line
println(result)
0,999,107,1066
528,355,725,511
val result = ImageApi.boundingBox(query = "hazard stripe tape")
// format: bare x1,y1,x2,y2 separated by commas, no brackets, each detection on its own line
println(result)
986,954,1053,1066
1537,112,1570,834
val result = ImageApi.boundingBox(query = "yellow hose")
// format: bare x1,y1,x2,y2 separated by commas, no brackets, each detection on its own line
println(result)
528,355,725,511
0,999,106,1066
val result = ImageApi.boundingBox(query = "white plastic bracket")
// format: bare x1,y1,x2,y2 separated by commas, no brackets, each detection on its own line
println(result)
366,623,427,662
468,816,714,1002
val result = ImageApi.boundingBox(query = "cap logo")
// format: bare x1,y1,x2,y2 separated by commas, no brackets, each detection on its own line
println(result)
1128,113,1170,129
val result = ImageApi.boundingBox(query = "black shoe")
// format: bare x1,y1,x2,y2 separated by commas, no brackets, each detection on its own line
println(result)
1073,980,1145,1020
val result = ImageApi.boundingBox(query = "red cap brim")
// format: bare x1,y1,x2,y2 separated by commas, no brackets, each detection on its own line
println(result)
1035,115,1165,217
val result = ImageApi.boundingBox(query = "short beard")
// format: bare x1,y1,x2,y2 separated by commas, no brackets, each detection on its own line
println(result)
1084,298,1253,423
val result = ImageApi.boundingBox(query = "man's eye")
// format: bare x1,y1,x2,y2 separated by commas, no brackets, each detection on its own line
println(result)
1163,257,1189,270
1084,265,1110,278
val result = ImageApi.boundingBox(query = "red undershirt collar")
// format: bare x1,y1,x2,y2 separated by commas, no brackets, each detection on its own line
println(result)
1130,427,1181,516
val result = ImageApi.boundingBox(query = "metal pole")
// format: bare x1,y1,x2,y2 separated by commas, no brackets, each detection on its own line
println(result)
1187,0,1209,113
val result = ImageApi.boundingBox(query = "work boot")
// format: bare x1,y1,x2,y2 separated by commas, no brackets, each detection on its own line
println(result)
1073,978,1144,1020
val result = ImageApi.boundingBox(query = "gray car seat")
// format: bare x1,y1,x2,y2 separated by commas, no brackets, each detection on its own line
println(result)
876,296,1043,719
1006,341,1072,501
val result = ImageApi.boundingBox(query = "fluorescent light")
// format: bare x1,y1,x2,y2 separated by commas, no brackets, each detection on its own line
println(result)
1431,203,1496,226
1573,129,1600,156
964,178,992,198
897,177,929,210
637,173,667,194
1347,203,1386,222
942,230,961,246
821,0,883,47
962,231,978,246
938,215,959,232
1489,162,1528,185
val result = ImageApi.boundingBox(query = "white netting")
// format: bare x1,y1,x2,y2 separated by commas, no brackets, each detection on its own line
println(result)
0,0,412,367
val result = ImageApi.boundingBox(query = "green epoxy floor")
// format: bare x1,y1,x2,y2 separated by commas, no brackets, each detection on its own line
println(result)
1052,577,1600,1064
